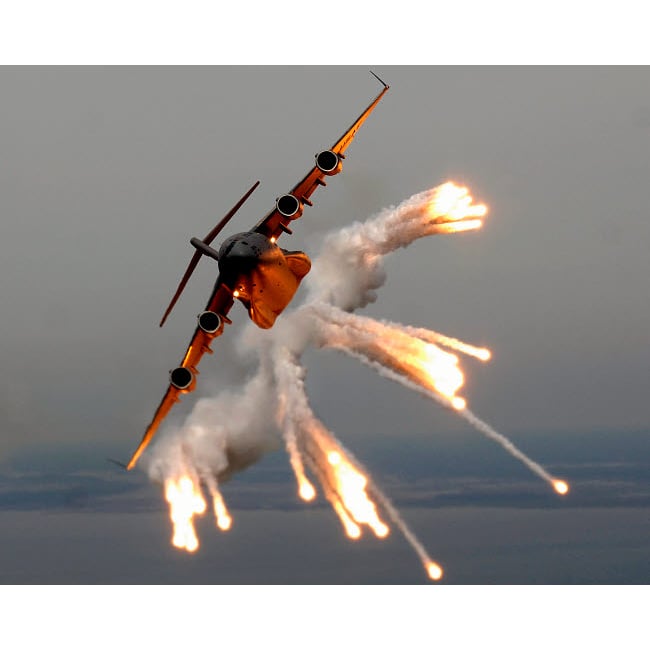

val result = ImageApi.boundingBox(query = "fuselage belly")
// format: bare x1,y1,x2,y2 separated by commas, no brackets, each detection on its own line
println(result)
217,232,311,329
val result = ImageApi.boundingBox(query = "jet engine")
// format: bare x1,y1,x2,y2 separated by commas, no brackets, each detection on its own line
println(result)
197,310,223,335
169,366,196,392
276,193,304,220
315,150,343,176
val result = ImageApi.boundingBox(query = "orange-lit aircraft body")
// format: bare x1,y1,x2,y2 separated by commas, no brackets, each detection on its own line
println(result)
125,72,389,470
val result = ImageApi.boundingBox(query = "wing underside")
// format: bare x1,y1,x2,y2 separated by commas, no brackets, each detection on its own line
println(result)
253,73,389,241
126,283,234,470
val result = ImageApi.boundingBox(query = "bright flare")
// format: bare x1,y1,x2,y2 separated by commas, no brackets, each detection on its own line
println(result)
428,182,488,224
477,348,492,362
415,343,466,406
432,219,483,234
283,426,317,501
333,501,362,539
164,475,207,552
210,487,233,531
322,441,390,539
299,481,317,501
427,561,444,581
404,326,492,362
451,396,467,411
330,455,389,538
328,451,342,465
314,306,473,412
553,480,570,495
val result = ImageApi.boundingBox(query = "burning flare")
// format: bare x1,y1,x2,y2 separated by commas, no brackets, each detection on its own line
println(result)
209,483,232,530
164,475,207,552
311,305,471,412
284,420,317,502
428,182,488,224
553,480,570,495
272,347,444,579
403,325,492,362
324,443,390,539
412,343,465,406
427,562,444,581
150,180,567,582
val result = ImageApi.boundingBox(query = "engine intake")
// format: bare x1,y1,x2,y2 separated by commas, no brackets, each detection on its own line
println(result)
198,310,223,334
170,366,195,391
315,150,342,176
276,193,303,220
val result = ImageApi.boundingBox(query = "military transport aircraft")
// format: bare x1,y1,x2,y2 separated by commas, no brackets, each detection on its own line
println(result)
124,72,389,470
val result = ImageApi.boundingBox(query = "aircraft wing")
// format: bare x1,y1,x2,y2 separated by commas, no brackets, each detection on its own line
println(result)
125,75,389,470
126,282,234,470
253,73,389,241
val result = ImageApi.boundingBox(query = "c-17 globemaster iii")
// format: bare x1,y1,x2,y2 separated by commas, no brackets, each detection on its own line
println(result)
123,71,390,471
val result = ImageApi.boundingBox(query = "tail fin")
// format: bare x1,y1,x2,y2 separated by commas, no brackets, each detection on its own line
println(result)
159,181,260,327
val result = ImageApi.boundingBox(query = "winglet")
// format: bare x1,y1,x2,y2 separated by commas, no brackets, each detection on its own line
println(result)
369,70,389,89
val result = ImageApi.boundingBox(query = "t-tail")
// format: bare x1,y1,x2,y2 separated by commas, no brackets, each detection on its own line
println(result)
159,180,260,327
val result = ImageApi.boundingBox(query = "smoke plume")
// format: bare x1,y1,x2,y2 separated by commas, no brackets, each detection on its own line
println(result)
144,181,567,578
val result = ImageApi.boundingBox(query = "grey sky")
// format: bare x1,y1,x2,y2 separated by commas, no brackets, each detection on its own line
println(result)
2,67,649,459
1,67,649,586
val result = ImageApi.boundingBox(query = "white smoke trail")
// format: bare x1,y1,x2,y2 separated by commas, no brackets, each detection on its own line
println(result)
273,345,440,567
323,340,461,412
306,183,479,310
315,328,560,491
369,485,443,580
203,473,232,531
273,346,373,537
148,182,487,485
272,347,319,502
308,304,468,408
458,408,560,487
144,180,565,575
299,303,561,491
402,325,491,361
147,356,281,486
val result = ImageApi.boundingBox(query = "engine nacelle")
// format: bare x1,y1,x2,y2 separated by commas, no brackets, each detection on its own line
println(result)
198,310,223,335
315,150,343,176
276,193,304,220
169,366,195,392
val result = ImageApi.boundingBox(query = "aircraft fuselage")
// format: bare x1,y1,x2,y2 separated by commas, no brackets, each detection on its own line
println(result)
216,231,311,329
